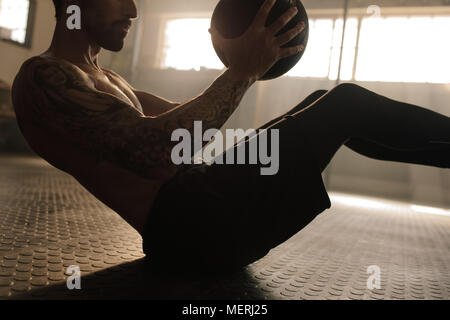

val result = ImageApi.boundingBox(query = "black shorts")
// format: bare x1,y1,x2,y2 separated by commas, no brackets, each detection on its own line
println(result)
142,116,331,272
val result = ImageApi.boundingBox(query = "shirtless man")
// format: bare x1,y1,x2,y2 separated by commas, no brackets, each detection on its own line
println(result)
12,0,449,271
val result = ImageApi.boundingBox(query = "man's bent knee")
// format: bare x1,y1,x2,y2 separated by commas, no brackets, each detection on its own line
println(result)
331,83,365,98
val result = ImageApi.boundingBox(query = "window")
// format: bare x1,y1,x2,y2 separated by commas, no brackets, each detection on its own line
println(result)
161,18,222,71
160,12,450,84
355,16,450,83
286,18,359,80
0,0,35,47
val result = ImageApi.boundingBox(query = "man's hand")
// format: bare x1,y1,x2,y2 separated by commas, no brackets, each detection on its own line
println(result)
210,0,306,82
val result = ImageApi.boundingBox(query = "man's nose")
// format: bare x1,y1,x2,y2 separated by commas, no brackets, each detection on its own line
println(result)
124,0,138,19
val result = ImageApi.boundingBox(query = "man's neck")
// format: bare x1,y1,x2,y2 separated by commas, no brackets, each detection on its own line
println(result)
45,20,102,70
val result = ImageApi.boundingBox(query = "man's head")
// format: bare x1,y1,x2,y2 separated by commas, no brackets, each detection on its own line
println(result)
52,0,63,19
52,0,138,52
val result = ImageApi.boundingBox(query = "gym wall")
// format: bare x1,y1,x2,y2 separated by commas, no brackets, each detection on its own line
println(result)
0,0,54,85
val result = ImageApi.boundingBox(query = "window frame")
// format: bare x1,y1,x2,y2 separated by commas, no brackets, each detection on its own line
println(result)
155,11,212,69
0,0,36,49
157,6,450,83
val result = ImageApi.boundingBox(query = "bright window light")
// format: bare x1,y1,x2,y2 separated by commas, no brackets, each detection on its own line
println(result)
355,16,450,84
410,205,450,217
330,193,450,217
161,14,450,84
287,19,335,78
0,0,30,44
161,18,223,71
331,193,393,210
288,18,358,80
337,18,359,81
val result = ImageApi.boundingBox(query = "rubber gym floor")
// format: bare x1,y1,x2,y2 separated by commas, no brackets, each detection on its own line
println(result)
0,154,449,300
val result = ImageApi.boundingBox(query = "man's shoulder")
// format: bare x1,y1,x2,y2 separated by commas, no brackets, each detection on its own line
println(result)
14,55,90,90
13,56,45,89
16,55,71,79
11,56,47,114
12,56,88,123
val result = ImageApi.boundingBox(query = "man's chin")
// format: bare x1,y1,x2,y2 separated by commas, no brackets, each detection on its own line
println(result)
96,33,127,52
106,44,125,52
101,40,125,52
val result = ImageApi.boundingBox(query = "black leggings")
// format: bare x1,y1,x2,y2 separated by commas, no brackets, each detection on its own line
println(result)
260,83,450,173
144,84,449,272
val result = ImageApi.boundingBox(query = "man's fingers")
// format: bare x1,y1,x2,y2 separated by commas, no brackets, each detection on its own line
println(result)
269,6,298,35
253,0,277,27
275,21,305,46
278,44,305,59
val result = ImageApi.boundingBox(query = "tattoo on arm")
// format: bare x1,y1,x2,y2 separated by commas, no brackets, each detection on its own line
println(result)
23,57,175,178
19,57,253,178
157,70,252,135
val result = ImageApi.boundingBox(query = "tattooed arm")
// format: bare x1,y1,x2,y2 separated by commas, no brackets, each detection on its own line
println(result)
13,57,254,179
102,66,251,127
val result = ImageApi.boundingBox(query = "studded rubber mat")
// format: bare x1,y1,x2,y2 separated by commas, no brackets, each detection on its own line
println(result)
1,154,450,300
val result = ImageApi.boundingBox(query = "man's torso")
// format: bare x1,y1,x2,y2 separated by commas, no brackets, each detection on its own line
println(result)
12,55,176,234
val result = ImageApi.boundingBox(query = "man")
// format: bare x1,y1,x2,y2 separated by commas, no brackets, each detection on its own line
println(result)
12,0,449,271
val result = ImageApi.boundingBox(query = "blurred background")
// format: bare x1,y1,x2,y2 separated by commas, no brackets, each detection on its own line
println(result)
0,0,449,207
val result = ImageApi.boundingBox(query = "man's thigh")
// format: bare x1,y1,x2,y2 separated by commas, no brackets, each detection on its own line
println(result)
258,90,328,131
203,114,332,247
145,101,333,270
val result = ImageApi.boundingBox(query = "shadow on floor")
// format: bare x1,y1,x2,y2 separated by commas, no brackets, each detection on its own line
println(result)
13,258,269,300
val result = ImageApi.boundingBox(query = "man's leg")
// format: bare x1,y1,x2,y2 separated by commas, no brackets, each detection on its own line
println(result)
258,90,328,130
266,84,450,173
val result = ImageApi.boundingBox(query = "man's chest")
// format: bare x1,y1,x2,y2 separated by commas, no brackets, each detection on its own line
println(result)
84,67,144,114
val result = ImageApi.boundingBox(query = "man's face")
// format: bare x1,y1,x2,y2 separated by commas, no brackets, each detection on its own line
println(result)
81,0,138,52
